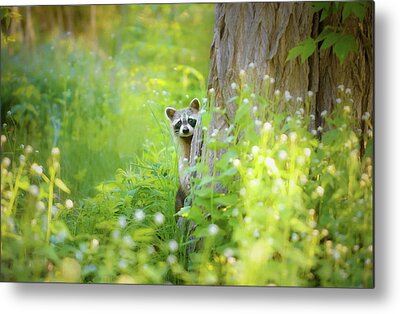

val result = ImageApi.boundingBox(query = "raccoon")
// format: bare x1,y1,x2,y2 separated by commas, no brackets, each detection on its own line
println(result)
165,98,200,212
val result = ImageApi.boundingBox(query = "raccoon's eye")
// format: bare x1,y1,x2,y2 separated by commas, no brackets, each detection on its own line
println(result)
174,121,182,129
188,118,196,128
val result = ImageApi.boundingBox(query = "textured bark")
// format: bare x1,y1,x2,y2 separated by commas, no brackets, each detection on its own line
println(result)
190,2,373,173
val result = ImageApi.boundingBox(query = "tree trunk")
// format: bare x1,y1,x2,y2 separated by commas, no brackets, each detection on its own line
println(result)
24,7,36,50
190,2,373,173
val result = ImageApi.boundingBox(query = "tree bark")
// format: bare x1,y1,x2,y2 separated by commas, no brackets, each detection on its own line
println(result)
24,7,36,50
190,2,373,173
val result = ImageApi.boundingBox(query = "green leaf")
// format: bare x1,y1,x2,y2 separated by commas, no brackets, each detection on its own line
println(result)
342,2,367,22
320,9,330,22
333,34,358,64
300,38,316,62
320,32,341,50
286,46,303,62
213,194,239,206
316,26,334,42
55,178,71,194
286,38,316,63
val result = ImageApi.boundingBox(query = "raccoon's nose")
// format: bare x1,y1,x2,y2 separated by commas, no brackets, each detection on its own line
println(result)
182,127,189,134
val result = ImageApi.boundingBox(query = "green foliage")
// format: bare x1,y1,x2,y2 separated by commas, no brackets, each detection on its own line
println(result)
287,1,370,64
182,76,373,287
286,38,316,63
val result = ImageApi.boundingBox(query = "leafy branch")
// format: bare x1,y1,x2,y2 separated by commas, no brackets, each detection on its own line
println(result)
286,1,370,64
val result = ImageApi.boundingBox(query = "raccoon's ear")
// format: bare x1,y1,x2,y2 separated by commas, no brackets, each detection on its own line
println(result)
165,107,176,121
189,98,200,111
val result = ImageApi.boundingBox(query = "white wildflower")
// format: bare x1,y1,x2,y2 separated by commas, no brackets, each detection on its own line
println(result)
123,235,134,247
233,159,241,168
304,148,311,157
299,174,308,185
91,238,99,249
223,248,234,258
284,90,292,101
291,233,300,242
274,89,280,96
249,178,260,188
134,209,145,222
65,199,74,209
211,129,219,137
316,186,324,197
253,229,260,238
264,157,278,173
208,224,219,236
296,156,305,165
2,157,11,168
118,216,127,228
51,147,60,157
167,255,177,265
278,150,288,161
251,146,260,155
25,145,33,154
231,82,237,90
232,208,239,217
168,240,178,252
36,201,45,212
31,163,43,175
321,110,327,117
289,132,297,142
29,185,39,197
112,230,120,239
263,122,272,132
154,212,165,225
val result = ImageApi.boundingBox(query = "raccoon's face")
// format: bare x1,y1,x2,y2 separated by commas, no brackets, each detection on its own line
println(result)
165,98,200,138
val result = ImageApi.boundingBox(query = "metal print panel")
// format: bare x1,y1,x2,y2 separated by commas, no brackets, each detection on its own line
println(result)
0,1,374,287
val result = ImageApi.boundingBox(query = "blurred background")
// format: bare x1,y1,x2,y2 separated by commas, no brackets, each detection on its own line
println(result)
1,4,215,198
